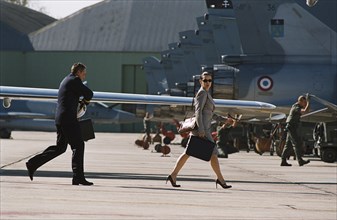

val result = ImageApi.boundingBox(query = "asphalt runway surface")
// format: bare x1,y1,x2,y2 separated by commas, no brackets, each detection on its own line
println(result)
1,132,336,219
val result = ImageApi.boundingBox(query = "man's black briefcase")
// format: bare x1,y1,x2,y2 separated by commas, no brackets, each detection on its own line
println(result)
79,119,95,141
186,136,215,161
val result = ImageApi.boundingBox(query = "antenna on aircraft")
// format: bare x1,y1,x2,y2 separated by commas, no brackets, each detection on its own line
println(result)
3,97,11,108
306,0,319,7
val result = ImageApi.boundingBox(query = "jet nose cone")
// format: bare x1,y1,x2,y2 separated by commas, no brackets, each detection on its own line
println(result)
259,102,276,109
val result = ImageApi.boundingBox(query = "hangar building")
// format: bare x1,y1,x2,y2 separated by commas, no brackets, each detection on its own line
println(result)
0,0,208,131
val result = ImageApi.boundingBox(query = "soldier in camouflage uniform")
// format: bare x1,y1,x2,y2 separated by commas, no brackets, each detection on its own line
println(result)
281,95,310,166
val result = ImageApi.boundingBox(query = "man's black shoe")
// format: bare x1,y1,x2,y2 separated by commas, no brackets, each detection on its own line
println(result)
299,160,310,166
25,162,35,181
72,178,94,186
280,161,292,166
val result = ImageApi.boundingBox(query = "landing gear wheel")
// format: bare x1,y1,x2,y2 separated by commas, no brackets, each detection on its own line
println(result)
321,148,337,163
0,129,11,139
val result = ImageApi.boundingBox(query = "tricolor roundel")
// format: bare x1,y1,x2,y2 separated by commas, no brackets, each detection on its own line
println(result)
257,76,273,91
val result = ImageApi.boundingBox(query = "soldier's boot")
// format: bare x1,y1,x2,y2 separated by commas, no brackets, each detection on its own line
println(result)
280,159,292,166
298,159,310,166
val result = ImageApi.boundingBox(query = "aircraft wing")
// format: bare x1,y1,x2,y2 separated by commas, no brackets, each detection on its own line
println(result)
300,95,337,123
0,86,275,110
0,112,52,119
213,106,286,124
300,108,335,122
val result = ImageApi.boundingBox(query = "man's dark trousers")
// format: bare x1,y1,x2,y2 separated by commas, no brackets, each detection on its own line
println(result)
27,122,85,177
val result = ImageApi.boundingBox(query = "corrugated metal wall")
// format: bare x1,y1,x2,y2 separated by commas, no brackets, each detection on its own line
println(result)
0,51,155,90
0,51,157,132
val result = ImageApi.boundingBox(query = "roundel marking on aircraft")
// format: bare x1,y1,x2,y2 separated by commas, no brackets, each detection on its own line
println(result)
257,76,273,91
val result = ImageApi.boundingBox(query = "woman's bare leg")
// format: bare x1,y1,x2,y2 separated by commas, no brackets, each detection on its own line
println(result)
210,154,225,183
170,153,190,181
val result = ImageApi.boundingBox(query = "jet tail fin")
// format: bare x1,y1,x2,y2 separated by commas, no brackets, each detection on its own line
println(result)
230,0,336,57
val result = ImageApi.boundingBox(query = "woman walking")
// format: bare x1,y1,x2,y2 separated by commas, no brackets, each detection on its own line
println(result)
167,71,232,189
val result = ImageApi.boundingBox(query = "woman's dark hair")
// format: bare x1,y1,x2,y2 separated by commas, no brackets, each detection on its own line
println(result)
71,62,86,74
200,71,212,79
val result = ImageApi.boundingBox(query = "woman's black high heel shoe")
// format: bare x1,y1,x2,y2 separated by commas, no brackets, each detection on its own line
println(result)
166,175,181,187
216,179,232,189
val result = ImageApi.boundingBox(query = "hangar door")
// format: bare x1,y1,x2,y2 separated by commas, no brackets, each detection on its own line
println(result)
121,65,147,132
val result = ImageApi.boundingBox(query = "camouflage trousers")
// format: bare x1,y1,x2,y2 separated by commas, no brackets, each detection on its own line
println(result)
281,125,303,161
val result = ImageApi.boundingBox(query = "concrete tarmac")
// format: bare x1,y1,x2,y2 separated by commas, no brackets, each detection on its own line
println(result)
1,132,336,220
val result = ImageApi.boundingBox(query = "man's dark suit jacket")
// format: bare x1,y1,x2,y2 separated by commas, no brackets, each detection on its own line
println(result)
55,73,93,125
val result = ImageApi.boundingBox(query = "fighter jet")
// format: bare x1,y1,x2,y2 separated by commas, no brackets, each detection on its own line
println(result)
140,0,336,160
142,0,336,123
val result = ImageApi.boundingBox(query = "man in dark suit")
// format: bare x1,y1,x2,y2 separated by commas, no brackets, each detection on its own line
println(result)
26,62,94,185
